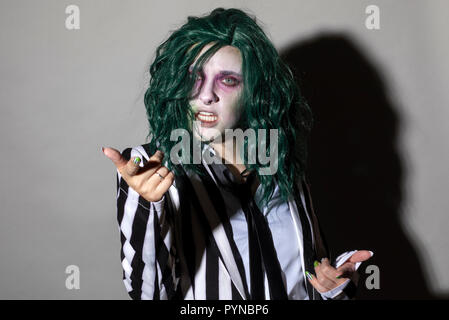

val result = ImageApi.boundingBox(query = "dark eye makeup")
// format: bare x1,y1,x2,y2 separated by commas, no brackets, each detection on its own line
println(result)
188,66,242,88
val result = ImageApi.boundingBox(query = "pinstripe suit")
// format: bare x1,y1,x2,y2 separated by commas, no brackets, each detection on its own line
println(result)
116,142,332,300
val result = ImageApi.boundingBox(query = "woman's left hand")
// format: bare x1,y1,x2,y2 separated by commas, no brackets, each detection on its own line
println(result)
306,250,373,293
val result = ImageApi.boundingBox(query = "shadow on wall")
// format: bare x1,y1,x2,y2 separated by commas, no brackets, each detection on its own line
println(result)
281,33,440,299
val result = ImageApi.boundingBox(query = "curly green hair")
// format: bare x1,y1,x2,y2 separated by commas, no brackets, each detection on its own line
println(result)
143,7,313,207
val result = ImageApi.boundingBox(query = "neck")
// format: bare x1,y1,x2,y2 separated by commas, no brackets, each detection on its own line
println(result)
210,137,260,195
210,137,247,179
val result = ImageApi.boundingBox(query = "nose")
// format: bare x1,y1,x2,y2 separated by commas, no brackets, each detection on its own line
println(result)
198,80,219,105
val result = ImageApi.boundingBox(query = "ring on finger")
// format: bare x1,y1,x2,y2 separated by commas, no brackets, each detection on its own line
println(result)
156,171,165,180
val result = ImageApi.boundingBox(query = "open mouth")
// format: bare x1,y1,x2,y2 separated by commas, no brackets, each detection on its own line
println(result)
195,111,218,127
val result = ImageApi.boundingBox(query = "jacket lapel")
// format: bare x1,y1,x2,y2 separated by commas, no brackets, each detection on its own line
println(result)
289,179,322,300
187,165,248,300
139,142,246,299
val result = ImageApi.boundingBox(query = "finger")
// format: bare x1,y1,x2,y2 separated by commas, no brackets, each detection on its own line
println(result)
102,147,128,170
145,168,173,201
348,250,373,263
336,263,360,284
125,156,143,176
319,258,341,279
336,262,356,279
138,150,165,180
316,259,353,289
155,171,175,195
313,260,336,290
143,150,164,168
147,166,170,191
121,152,145,177
305,271,329,294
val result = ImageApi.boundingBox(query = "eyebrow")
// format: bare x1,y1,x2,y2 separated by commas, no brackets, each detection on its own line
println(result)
188,65,242,77
219,70,242,77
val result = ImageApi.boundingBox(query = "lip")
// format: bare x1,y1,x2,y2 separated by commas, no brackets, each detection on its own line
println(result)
195,111,219,127
195,108,217,115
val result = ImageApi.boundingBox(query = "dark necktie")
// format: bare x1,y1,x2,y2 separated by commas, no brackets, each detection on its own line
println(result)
209,163,288,300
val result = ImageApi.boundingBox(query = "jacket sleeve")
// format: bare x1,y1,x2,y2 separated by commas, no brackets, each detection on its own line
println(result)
116,147,178,300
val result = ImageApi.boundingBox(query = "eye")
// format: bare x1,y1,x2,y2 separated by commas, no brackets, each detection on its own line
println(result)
221,77,239,86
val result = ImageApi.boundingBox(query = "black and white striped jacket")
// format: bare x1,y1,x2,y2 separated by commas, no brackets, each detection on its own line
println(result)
115,142,330,300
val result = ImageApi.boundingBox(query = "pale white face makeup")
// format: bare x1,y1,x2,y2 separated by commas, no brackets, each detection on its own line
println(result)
189,44,244,143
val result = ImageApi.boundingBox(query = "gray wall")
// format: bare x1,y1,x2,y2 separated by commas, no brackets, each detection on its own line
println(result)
0,0,448,299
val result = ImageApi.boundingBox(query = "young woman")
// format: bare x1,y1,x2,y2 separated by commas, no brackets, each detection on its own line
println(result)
103,8,372,300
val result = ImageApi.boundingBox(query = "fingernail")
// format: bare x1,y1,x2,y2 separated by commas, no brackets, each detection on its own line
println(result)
305,271,313,280
336,275,341,279
101,147,105,154
369,251,374,257
314,261,320,268
133,157,141,165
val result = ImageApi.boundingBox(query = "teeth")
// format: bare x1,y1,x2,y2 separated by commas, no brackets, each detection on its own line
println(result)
197,112,218,122
198,115,218,122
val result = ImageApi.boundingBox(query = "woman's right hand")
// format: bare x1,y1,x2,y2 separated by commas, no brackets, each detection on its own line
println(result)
102,147,175,202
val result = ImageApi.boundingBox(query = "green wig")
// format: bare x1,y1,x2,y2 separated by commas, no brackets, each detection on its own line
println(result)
143,8,313,207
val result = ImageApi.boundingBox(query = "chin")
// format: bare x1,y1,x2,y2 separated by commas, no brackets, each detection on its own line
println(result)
193,126,224,143
194,132,221,143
